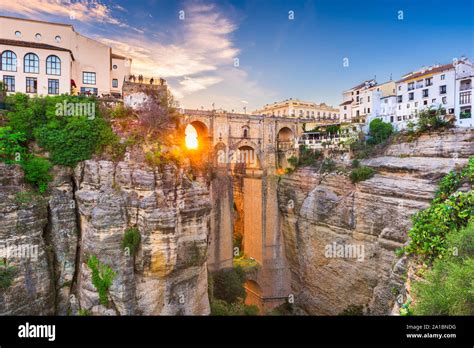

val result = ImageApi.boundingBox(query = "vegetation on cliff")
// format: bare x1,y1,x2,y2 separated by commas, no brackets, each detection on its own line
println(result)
86,255,116,306
209,266,259,316
399,156,474,315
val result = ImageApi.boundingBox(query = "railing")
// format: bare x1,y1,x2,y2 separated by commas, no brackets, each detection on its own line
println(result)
124,75,166,86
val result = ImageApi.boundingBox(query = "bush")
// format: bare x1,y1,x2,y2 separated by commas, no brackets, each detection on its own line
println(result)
210,299,259,316
21,156,52,193
412,221,474,315
0,126,26,163
368,118,393,144
338,304,364,316
416,107,449,133
405,190,473,261
121,227,141,255
0,260,15,289
350,166,374,183
86,255,116,306
212,266,247,304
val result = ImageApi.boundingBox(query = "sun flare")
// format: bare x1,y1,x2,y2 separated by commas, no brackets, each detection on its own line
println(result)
185,124,199,149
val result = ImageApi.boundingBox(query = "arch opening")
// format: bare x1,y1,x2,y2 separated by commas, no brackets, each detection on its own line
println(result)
277,127,295,168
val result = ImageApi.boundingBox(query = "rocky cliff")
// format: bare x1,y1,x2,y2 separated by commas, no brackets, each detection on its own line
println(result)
0,157,211,315
278,128,473,315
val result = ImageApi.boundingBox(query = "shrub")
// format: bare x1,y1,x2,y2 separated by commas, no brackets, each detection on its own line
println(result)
350,166,374,183
368,118,393,144
86,255,116,306
21,156,52,193
121,227,141,255
416,107,449,133
0,126,27,163
0,260,15,289
78,308,92,316
405,190,473,261
412,221,474,315
210,299,259,316
212,266,247,304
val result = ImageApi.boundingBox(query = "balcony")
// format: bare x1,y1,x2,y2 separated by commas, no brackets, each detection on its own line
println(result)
460,79,472,91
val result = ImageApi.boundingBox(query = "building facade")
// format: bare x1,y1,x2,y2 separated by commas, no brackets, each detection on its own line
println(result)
253,98,340,121
0,16,131,97
394,58,473,129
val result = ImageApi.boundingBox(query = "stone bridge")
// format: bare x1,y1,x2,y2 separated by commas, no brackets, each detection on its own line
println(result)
181,109,306,311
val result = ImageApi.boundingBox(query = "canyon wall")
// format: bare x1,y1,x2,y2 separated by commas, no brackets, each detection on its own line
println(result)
278,129,473,315
0,157,212,315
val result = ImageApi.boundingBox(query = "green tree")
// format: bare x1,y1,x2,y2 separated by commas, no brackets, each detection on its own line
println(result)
368,118,393,144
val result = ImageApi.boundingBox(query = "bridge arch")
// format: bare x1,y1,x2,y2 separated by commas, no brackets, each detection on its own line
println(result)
277,126,295,168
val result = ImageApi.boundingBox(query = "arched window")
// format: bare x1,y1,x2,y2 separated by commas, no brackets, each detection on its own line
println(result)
243,128,248,138
46,55,61,75
24,53,39,73
1,50,17,71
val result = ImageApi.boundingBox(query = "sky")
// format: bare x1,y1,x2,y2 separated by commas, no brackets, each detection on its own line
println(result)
1,0,473,112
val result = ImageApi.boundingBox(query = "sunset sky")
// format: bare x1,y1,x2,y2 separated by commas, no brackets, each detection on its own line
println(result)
1,0,473,112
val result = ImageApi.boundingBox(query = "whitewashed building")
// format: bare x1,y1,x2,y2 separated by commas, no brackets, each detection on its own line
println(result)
395,57,473,129
0,16,132,97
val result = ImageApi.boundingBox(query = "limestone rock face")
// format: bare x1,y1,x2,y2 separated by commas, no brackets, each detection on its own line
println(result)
74,160,211,315
0,158,212,316
278,129,473,315
0,163,54,315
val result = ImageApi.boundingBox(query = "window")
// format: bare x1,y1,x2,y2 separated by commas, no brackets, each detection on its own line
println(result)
367,108,370,113
442,97,447,104
46,55,61,75
408,82,414,91
368,96,370,102
55,35,61,43
83,72,96,85
415,102,418,107
24,53,39,73
398,86,401,91
432,99,436,103
407,104,410,109
408,92,414,101
48,79,59,94
439,85,447,94
3,75,15,92
243,129,248,138
112,79,118,88
416,80,423,88
448,108,454,114
425,77,433,86
422,89,429,98
26,77,37,93
113,65,118,70
423,100,428,105
390,116,394,123
1,50,17,71
397,95,403,103
15,31,21,38
441,74,445,80
35,33,42,40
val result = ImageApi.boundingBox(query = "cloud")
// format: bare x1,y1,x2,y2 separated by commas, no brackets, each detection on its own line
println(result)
1,0,273,110
1,0,131,28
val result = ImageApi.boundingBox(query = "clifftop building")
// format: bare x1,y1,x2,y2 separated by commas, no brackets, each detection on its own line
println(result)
252,98,339,121
0,16,131,97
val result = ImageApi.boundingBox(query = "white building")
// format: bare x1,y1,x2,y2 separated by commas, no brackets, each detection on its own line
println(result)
395,57,473,129
455,58,473,128
0,16,132,97
340,79,396,132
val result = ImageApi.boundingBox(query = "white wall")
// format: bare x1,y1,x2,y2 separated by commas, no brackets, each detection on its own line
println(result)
0,44,71,95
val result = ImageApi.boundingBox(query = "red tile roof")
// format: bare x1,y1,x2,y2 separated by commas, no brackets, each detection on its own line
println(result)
339,100,353,106
396,63,454,83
